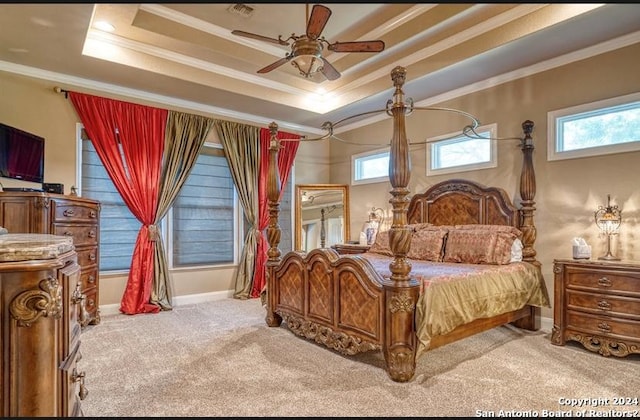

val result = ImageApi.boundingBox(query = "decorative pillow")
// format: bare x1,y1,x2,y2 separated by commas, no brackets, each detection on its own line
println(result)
407,227,448,261
443,229,519,265
368,230,393,256
453,224,523,239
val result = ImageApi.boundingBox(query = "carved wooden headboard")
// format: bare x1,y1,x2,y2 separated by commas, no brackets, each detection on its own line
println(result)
407,179,519,228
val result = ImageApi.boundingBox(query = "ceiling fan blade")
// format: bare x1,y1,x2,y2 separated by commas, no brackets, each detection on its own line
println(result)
231,30,289,46
257,56,292,74
328,40,385,53
306,4,332,39
320,57,340,81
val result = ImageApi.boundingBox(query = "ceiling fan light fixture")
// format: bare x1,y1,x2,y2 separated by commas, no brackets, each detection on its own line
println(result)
290,38,324,79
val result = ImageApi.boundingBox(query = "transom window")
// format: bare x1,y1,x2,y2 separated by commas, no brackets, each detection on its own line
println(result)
548,92,640,161
426,123,497,176
351,148,389,185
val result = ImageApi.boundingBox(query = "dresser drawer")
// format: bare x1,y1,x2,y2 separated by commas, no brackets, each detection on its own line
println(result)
83,288,98,316
80,267,98,290
565,267,640,296
566,310,640,339
566,289,640,320
76,247,98,269
60,343,86,417
52,202,99,223
51,224,98,247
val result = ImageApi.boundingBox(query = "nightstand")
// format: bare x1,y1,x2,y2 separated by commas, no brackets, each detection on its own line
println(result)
331,243,370,255
551,259,640,357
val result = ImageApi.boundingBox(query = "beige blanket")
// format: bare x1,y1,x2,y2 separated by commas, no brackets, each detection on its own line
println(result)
363,253,551,357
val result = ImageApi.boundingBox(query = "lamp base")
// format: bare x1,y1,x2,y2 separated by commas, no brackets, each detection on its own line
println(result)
598,254,621,261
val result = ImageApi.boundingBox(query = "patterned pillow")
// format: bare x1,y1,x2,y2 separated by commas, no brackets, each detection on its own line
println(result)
407,227,448,261
453,224,523,239
443,229,518,265
368,230,393,256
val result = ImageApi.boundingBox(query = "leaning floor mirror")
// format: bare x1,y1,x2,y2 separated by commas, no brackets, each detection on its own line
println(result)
295,184,350,252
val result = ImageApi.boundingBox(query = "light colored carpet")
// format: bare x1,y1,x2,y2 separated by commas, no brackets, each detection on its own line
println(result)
78,298,640,417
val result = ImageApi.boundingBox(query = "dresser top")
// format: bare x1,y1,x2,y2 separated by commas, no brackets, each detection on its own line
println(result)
0,234,75,262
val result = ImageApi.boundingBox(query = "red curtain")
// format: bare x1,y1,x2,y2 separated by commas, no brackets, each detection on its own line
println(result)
69,92,167,315
251,128,300,298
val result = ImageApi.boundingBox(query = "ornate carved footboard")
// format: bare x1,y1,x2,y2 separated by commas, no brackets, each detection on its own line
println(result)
271,248,384,355
263,66,541,383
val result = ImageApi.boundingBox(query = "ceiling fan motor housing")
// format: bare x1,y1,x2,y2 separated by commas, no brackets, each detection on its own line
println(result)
290,37,324,78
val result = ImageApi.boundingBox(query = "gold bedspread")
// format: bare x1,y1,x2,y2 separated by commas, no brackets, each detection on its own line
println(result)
363,253,551,357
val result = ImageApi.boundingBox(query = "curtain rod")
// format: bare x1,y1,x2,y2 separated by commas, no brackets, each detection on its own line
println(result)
53,86,70,99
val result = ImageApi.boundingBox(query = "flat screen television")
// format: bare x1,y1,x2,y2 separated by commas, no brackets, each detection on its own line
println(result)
0,122,45,184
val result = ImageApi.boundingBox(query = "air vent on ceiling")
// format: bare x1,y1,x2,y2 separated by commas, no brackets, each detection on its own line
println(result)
227,4,254,18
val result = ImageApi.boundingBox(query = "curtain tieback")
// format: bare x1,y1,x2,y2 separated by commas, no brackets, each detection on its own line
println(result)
148,224,160,241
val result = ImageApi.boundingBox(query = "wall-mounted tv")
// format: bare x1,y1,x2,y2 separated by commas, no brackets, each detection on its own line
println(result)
0,122,45,184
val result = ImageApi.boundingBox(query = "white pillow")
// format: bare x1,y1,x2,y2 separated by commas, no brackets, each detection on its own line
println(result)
510,238,523,262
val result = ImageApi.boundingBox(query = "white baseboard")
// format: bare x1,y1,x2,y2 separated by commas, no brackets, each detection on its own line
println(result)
541,316,553,333
98,289,235,317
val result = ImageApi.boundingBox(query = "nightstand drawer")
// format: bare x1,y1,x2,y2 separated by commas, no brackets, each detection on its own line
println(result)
565,267,640,295
566,310,640,339
566,289,640,320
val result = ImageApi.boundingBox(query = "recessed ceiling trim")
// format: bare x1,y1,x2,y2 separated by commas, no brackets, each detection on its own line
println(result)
138,4,286,58
336,4,565,94
85,30,309,98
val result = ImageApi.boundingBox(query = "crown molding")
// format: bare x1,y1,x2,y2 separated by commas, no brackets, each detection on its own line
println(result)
1,30,638,137
333,30,640,134
0,60,323,135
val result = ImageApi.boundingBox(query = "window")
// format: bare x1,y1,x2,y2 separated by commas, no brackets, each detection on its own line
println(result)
169,146,235,267
352,147,389,185
79,127,140,272
426,123,497,176
79,125,237,272
548,92,640,161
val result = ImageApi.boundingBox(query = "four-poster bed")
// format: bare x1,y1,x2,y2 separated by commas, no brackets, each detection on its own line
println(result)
262,66,549,382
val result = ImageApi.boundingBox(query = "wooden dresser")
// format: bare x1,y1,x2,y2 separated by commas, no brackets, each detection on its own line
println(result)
0,234,88,416
0,191,101,325
551,258,640,357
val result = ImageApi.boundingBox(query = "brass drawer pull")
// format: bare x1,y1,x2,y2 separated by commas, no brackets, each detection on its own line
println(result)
597,322,611,332
88,230,96,238
64,231,73,236
71,368,89,400
597,300,611,311
88,275,95,284
89,253,96,261
63,209,75,217
597,277,612,287
90,210,96,218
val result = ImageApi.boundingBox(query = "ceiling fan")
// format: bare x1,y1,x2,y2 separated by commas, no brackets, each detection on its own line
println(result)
231,4,385,81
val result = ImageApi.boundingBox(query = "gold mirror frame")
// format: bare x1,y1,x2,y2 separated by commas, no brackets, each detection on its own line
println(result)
295,184,350,251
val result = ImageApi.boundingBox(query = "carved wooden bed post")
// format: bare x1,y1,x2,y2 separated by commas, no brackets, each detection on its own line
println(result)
519,120,537,267
514,119,541,330
383,66,421,382
264,121,283,328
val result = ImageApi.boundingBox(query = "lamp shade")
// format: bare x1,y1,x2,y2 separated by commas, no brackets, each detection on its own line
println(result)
594,194,621,260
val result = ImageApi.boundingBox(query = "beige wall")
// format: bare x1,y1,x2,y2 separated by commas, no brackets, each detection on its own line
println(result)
2,41,638,318
330,42,640,319
0,71,324,308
